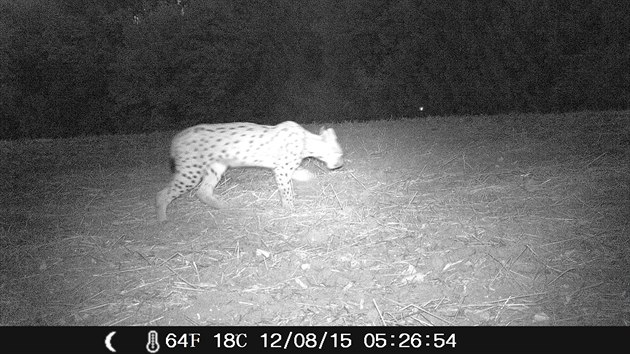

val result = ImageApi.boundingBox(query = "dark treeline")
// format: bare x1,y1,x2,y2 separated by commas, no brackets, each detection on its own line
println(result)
1,0,628,139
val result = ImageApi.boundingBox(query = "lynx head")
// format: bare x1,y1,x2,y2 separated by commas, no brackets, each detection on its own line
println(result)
318,127,344,170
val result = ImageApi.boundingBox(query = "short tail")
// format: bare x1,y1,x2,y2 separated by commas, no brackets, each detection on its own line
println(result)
169,158,176,173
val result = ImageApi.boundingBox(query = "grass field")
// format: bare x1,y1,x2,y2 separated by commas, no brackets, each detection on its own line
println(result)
1,111,628,325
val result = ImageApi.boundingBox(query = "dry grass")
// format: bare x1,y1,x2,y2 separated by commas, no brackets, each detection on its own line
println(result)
1,111,628,325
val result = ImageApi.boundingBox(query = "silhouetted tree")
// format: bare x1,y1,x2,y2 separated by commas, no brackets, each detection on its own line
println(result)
1,0,628,139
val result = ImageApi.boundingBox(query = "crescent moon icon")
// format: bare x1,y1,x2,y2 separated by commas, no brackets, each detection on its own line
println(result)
105,331,116,353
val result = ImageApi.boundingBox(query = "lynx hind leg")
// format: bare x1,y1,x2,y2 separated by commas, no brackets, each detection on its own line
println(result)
156,188,171,223
196,163,227,209
156,170,202,222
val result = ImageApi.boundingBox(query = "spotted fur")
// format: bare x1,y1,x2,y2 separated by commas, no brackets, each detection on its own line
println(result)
156,121,343,222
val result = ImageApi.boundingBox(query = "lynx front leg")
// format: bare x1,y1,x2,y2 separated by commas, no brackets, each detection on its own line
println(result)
273,162,301,209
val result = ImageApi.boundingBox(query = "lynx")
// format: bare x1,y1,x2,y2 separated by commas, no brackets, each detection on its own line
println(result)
156,121,343,222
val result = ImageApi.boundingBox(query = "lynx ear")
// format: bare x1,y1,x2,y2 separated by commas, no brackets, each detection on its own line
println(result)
320,127,337,140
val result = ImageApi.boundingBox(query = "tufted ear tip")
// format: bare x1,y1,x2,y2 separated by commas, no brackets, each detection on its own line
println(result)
319,127,337,140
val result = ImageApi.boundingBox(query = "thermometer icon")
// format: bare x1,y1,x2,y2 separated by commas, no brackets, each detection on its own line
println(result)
146,330,160,353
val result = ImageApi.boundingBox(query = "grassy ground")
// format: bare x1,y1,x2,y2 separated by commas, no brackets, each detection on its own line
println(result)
1,111,628,325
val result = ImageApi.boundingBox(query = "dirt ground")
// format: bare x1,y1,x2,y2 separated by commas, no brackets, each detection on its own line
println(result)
1,111,629,325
